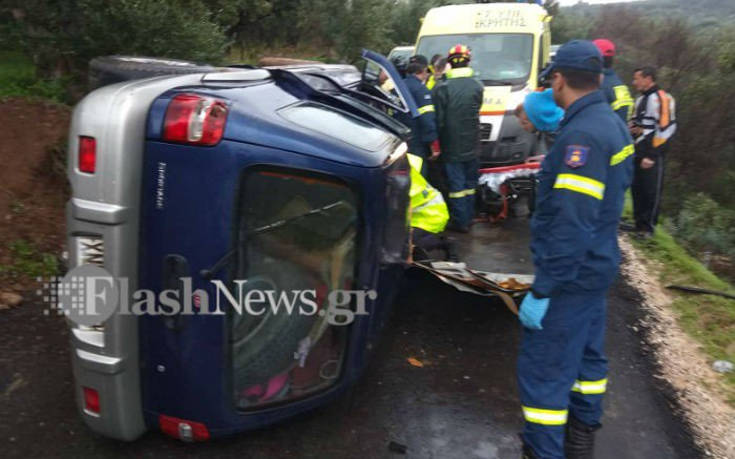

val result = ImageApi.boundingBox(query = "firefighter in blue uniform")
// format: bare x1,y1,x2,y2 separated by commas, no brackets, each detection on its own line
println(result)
517,40,634,459
593,39,634,123
402,55,440,175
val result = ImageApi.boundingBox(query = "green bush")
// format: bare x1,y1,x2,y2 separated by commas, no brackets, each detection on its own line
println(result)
673,193,735,258
0,51,68,102
6,0,230,83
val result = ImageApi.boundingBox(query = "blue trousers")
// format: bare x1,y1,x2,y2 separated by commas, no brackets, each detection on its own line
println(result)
517,290,608,459
444,159,479,227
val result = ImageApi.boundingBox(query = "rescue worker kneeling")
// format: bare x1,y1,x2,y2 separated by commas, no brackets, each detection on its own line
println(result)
518,40,634,459
407,153,455,261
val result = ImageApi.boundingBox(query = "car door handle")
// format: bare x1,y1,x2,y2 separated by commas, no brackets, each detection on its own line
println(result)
162,254,189,330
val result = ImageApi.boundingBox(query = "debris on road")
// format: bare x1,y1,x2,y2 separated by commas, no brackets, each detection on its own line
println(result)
713,361,734,374
3,374,26,397
411,261,532,316
666,285,735,300
388,441,407,454
0,292,23,309
407,357,424,368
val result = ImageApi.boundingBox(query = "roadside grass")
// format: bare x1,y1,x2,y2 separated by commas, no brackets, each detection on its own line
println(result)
623,194,735,403
0,51,68,102
0,239,59,279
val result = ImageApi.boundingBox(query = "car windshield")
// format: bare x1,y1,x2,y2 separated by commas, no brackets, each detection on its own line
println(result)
416,33,533,85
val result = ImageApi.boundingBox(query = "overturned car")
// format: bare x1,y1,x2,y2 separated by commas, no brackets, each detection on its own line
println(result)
66,51,420,441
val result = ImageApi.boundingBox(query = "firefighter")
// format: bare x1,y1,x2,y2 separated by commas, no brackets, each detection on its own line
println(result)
433,44,484,233
593,39,634,123
407,153,454,261
517,40,634,459
626,66,676,236
402,55,440,174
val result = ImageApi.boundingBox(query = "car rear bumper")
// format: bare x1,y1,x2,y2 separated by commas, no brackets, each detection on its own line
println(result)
66,74,206,440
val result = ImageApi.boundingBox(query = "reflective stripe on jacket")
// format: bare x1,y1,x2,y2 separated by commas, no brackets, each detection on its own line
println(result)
601,68,634,123
530,91,634,297
403,74,438,157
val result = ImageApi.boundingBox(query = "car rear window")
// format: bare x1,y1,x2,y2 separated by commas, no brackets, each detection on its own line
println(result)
280,102,392,151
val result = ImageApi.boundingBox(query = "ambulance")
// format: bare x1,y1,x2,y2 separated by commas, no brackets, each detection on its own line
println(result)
415,3,552,167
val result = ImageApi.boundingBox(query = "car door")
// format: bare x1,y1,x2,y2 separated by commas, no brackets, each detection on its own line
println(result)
353,49,420,119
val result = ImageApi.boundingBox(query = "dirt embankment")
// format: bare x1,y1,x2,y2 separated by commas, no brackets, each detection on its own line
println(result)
620,237,735,459
0,98,70,291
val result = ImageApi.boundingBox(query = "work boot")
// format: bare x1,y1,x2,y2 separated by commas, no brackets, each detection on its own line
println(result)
618,222,638,232
564,416,601,459
632,230,653,241
518,434,538,459
443,240,460,262
446,222,469,233
520,442,538,459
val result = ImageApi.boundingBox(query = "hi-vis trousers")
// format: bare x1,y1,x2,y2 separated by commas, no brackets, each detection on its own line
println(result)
518,290,608,459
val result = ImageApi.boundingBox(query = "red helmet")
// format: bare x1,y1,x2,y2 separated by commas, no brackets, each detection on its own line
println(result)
447,44,471,65
593,39,616,57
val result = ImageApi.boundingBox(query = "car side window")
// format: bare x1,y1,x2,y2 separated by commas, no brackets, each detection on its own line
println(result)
361,60,409,113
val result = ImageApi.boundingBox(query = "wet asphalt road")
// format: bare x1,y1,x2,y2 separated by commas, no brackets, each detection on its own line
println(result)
0,219,702,458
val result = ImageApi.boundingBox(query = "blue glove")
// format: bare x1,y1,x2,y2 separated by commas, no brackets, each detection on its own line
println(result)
519,292,550,330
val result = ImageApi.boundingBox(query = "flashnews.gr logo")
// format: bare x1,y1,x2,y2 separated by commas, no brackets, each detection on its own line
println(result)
38,264,119,326
37,264,375,326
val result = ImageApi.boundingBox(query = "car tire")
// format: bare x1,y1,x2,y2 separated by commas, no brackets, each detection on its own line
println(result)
231,263,319,391
88,56,217,90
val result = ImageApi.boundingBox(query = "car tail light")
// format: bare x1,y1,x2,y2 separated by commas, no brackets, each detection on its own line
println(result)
163,93,228,146
83,387,100,415
159,415,210,442
78,136,96,173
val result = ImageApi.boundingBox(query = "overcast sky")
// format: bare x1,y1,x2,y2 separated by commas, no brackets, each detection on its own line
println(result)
558,0,642,6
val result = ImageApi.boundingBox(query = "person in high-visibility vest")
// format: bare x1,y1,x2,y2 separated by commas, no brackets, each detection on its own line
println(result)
426,55,448,91
593,39,634,123
407,153,454,261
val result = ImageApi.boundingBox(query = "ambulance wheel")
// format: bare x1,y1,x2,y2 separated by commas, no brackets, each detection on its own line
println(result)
231,263,319,390
88,56,216,90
